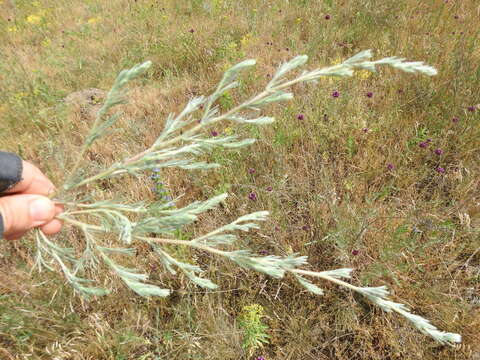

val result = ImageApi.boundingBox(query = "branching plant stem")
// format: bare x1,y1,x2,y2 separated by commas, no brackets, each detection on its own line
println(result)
35,50,461,346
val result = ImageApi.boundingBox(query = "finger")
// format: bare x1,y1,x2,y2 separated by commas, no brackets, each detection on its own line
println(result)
40,219,63,235
5,230,28,241
5,161,56,196
54,204,65,214
3,203,64,239
40,205,64,235
0,194,56,239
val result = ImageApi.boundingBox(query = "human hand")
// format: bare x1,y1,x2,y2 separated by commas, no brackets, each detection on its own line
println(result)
0,152,63,240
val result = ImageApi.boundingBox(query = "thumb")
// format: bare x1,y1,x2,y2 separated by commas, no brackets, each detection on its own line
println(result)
0,194,56,239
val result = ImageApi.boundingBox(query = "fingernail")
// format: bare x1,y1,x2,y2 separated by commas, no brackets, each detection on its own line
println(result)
30,197,54,225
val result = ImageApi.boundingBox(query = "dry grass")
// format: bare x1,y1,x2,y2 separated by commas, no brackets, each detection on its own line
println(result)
1,0,479,359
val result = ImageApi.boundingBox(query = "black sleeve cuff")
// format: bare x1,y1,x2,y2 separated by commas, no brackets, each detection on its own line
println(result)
0,151,23,239
0,151,23,193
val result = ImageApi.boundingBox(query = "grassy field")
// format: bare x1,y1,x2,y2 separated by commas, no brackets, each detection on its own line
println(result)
1,0,479,359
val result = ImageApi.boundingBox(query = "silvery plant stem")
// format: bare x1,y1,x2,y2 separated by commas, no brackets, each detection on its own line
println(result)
36,50,460,345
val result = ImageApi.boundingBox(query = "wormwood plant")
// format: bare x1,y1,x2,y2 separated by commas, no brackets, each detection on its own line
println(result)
37,50,461,345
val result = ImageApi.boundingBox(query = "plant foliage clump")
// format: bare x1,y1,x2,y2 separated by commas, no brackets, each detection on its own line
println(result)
37,50,460,346
238,304,270,356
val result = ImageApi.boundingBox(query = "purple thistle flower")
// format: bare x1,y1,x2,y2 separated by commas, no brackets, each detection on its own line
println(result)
426,138,432,143
248,192,257,201
467,106,476,112
436,167,446,174
332,90,340,98
362,127,369,133
419,141,428,148
325,14,331,20
211,130,218,137
387,163,395,171
297,113,305,120
366,92,373,98
266,186,273,191
259,250,268,256
434,148,443,155
302,225,310,231
452,117,459,123
351,249,359,256
248,168,255,174
189,28,194,33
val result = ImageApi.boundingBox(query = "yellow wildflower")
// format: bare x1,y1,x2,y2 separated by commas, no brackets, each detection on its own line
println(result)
285,244,293,254
296,17,302,23
41,38,51,47
7,26,18,33
87,17,101,24
13,92,28,101
332,56,343,65
357,69,372,80
224,127,234,135
241,304,264,321
344,180,354,191
240,33,252,47
222,62,232,71
26,14,42,24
